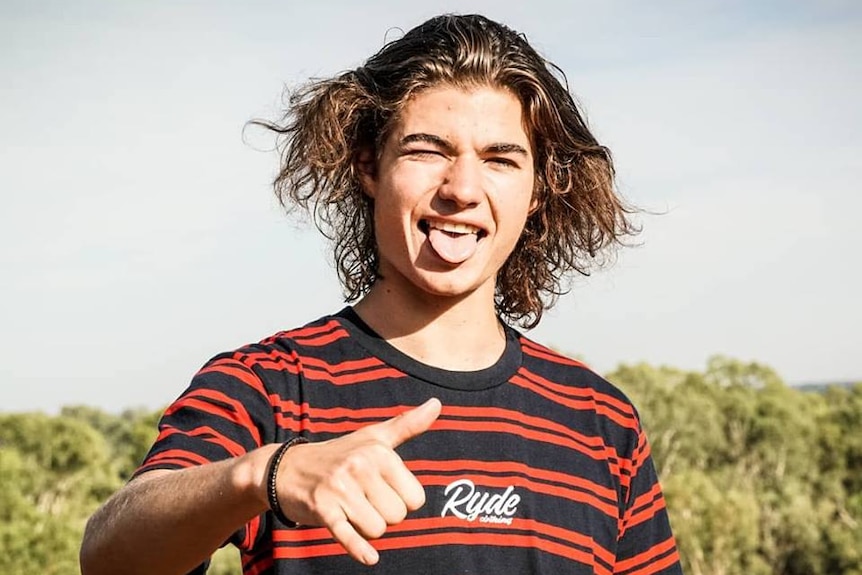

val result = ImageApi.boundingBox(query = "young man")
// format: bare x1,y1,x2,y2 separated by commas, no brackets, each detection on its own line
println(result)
81,14,682,575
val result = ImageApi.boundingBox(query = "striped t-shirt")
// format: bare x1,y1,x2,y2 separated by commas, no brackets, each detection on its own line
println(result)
138,308,682,575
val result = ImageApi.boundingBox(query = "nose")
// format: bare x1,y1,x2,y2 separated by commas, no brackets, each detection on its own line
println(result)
437,156,484,207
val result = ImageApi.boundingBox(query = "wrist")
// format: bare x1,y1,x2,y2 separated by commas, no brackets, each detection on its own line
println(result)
231,444,282,510
266,437,310,527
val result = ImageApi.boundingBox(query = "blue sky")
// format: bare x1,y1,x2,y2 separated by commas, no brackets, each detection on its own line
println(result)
1,0,860,412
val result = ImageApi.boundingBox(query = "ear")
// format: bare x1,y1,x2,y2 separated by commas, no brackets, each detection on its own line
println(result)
355,148,377,198
527,187,541,214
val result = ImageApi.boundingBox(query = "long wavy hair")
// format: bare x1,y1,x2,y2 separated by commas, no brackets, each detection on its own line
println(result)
255,14,638,328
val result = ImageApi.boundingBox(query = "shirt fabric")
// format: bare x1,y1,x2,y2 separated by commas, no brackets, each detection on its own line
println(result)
138,308,683,575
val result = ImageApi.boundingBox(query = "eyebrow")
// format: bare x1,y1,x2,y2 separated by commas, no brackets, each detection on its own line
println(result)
399,133,529,157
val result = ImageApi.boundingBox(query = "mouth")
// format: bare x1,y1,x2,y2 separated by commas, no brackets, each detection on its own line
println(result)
418,219,487,264
418,219,487,239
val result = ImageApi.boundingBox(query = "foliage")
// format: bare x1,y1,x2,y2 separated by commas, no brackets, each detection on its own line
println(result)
0,409,154,575
609,356,862,575
0,356,859,574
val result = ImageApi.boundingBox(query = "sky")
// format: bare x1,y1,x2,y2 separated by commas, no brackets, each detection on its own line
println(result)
1,0,860,413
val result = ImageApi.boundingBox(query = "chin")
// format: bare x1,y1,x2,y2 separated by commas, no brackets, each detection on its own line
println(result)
411,270,493,300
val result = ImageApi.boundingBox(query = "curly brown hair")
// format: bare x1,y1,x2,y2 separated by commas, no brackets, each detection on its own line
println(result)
256,14,638,328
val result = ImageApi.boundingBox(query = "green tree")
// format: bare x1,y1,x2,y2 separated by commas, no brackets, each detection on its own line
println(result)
0,412,122,574
610,358,862,574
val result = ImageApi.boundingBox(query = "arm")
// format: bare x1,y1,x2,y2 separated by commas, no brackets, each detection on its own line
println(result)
80,445,276,575
80,398,442,575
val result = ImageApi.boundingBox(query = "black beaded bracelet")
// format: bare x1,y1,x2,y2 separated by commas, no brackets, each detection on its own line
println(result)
266,436,309,528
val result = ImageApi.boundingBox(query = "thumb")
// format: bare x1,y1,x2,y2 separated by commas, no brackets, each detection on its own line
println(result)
374,398,442,449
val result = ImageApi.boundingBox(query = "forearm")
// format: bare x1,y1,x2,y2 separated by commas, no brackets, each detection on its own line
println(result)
80,444,278,575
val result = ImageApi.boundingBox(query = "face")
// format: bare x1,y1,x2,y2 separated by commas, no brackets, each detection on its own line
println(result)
359,85,536,303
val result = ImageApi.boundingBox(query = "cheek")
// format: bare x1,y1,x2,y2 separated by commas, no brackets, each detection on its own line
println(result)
497,202,534,257
372,194,413,251
382,174,429,222
504,187,537,229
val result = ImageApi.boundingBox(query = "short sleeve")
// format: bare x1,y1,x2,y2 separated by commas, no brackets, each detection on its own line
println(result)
613,428,683,575
134,351,279,555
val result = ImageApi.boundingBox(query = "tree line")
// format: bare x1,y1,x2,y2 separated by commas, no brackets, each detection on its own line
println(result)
1,356,860,574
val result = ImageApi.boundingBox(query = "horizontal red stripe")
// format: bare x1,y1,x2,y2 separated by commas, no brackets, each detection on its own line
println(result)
614,535,677,572
294,355,387,374
517,364,635,419
281,319,342,340
301,366,407,385
273,401,427,423
293,329,350,347
183,425,246,457
250,359,405,385
165,389,262,445
625,497,667,533
443,404,622,453
408,458,617,501
621,547,680,575
136,459,192,474
242,350,388,376
621,483,657,536
513,370,638,431
154,425,245,457
434,420,626,482
145,448,210,466
248,357,300,376
628,483,664,517
211,347,404,386
219,350,405,388
198,361,268,399
520,339,590,369
274,527,611,575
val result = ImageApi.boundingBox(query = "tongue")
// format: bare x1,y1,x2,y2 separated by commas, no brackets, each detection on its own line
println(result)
427,229,479,264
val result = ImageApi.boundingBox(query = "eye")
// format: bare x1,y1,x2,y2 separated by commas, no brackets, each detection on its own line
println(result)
405,148,444,159
487,157,518,168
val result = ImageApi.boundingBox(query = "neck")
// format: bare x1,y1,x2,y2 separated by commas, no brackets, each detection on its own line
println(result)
353,281,507,372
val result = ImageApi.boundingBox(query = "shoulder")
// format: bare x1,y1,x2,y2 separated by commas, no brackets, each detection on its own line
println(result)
513,330,643,436
210,310,355,367
196,308,385,388
516,332,632,403
183,313,344,389
260,313,352,349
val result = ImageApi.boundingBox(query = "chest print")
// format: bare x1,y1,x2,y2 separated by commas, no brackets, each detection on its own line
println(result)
440,479,522,525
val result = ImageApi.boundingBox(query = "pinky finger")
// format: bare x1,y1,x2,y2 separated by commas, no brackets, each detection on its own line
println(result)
329,517,380,566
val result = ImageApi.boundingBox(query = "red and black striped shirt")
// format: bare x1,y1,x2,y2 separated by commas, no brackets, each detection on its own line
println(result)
138,308,682,575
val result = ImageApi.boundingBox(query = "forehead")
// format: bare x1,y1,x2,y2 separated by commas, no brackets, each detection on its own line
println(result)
389,85,532,151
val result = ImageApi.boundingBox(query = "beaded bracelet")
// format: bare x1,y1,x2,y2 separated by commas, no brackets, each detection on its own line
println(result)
266,436,309,527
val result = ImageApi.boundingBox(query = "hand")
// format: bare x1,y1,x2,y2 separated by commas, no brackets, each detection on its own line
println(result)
274,398,442,565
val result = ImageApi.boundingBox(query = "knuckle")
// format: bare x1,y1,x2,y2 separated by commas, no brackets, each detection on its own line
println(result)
322,467,351,492
309,484,340,517
318,509,339,527
404,486,426,510
305,499,326,522
343,452,370,475
386,502,408,525
362,516,388,539
343,442,391,476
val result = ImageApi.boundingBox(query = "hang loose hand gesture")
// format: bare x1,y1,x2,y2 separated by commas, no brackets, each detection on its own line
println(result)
272,398,442,565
